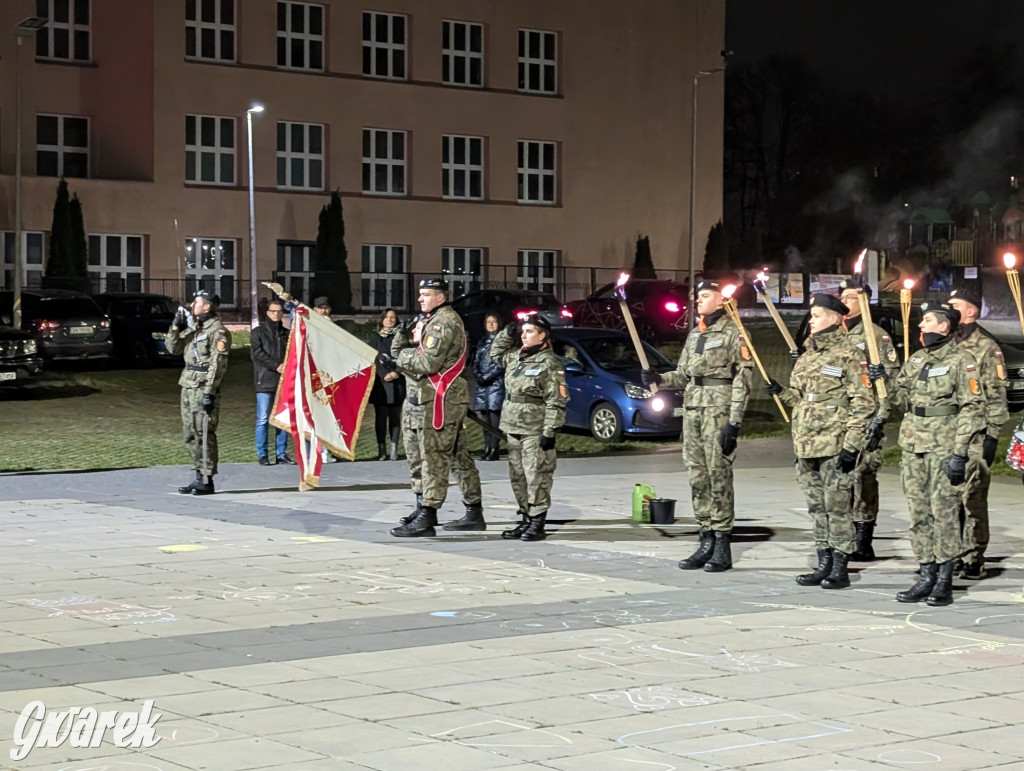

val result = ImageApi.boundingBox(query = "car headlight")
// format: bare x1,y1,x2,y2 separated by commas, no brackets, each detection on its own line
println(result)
624,383,653,399
25,340,37,355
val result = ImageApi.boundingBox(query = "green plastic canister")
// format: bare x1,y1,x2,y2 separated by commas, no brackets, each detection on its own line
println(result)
632,482,656,522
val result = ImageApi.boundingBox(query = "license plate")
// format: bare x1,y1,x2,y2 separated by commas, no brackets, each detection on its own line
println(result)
0,372,15,381
1011,380,1024,391
68,326,94,336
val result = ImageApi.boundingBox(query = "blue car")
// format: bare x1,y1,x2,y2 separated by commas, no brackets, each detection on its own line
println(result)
549,327,683,442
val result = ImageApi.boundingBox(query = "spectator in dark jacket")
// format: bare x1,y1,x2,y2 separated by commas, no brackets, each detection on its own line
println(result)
368,308,406,460
250,300,293,465
473,312,506,460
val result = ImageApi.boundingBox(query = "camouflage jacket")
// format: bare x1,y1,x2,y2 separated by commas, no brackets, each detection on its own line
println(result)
490,327,567,437
659,311,754,425
890,337,985,455
392,325,424,413
166,314,231,394
394,303,469,407
955,324,1009,439
779,326,874,457
845,316,899,379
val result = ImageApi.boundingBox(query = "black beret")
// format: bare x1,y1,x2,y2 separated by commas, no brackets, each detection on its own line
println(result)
694,279,722,295
419,277,449,291
948,288,982,310
920,301,960,328
313,296,331,307
193,289,220,306
810,293,849,316
839,278,871,299
519,312,551,332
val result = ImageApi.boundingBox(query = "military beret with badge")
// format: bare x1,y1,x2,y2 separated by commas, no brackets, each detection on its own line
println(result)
948,288,982,310
919,300,960,329
809,293,849,316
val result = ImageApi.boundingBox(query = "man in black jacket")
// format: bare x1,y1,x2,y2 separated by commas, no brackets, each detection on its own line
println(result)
251,300,293,465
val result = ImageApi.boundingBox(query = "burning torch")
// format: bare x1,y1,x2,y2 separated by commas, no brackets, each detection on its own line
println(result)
853,249,887,399
1004,252,1024,337
752,267,799,357
614,272,656,392
899,278,915,359
721,285,789,422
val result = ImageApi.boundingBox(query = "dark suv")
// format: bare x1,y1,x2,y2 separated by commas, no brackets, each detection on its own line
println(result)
0,289,112,362
565,279,690,342
0,324,43,386
94,292,181,366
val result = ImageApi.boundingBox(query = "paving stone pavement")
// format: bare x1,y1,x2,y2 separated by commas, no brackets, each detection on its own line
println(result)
1,438,1023,770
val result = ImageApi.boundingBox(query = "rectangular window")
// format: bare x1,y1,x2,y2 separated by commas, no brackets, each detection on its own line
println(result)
185,114,236,185
36,115,89,178
36,0,91,62
442,246,483,297
360,244,407,310
361,129,407,196
361,11,406,79
517,140,557,204
277,1,324,70
517,249,559,293
185,237,237,306
442,20,483,87
518,28,557,94
87,234,145,293
276,122,324,190
442,135,484,200
275,241,314,302
2,232,46,293
185,0,236,62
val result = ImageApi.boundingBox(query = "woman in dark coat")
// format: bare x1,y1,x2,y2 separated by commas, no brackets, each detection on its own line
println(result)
472,312,506,460
368,308,405,460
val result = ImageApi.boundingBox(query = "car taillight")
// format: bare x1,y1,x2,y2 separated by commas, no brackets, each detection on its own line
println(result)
34,319,61,332
560,308,574,319
664,301,681,313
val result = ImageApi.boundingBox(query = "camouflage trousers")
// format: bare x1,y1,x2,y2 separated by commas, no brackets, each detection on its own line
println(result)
960,447,991,564
852,448,882,523
415,402,482,509
402,401,481,504
795,456,855,554
682,405,735,531
181,387,218,476
900,450,968,564
507,433,557,517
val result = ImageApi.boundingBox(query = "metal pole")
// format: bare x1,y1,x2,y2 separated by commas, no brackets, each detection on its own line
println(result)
14,35,24,328
246,109,258,328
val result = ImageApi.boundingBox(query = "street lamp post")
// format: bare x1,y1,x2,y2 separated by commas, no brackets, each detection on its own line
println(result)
12,16,48,329
246,103,264,328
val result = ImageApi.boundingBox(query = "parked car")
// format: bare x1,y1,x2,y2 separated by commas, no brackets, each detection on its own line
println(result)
0,324,44,387
0,289,112,362
451,289,572,346
565,279,690,342
94,292,182,366
548,327,683,442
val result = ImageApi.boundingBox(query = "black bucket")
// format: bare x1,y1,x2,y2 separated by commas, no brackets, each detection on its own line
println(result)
649,498,676,524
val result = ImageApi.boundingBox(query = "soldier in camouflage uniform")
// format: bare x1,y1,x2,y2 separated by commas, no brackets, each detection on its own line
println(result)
166,289,231,496
642,279,754,572
378,278,482,537
948,288,1009,579
489,313,568,541
888,302,985,606
766,294,875,589
838,280,900,561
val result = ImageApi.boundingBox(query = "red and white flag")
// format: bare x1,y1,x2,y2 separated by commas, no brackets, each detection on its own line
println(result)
271,307,377,489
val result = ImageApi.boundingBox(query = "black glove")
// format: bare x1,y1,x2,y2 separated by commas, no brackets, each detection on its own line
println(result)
945,453,968,486
375,352,398,372
539,434,556,451
982,435,998,467
400,314,423,335
173,307,189,330
764,378,784,396
640,368,662,387
201,393,216,415
719,421,740,455
864,415,885,452
867,363,886,383
505,320,519,339
837,448,858,474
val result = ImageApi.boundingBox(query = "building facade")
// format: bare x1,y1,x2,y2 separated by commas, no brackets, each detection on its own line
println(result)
0,0,725,315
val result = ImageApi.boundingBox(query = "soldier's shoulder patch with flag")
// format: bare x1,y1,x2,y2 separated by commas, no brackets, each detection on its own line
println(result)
970,378,981,395
887,347,897,363
216,339,228,352
965,363,976,371
432,324,442,331
559,382,568,399
424,335,439,349
862,373,871,388
997,362,1007,379
740,345,752,361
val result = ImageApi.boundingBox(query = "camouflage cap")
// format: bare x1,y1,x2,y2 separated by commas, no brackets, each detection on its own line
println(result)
419,277,449,292
920,301,960,328
810,293,849,316
948,288,982,310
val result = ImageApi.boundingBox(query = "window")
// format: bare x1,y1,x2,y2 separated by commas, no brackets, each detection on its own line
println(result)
442,135,484,200
518,28,557,94
442,20,483,87
185,237,236,306
361,244,407,310
517,249,558,293
37,115,89,178
442,247,483,297
517,140,557,204
185,115,236,185
275,241,313,301
277,1,324,70
362,11,406,79
362,129,407,195
277,122,324,190
36,0,90,62
87,235,144,293
2,233,45,291
186,0,236,62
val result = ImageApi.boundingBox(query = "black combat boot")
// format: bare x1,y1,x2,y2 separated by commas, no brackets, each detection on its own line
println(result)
192,475,215,496
821,550,851,589
678,529,715,570
442,501,487,531
390,506,437,537
377,442,388,461
501,510,529,539
896,562,937,602
925,561,956,606
521,514,547,542
850,521,876,561
959,558,986,580
398,493,423,525
703,531,733,572
796,549,833,586
178,470,202,494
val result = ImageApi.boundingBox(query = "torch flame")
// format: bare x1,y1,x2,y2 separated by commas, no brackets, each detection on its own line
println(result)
616,272,630,287
902,278,915,290
722,284,737,299
1004,252,1018,270
755,269,769,283
853,248,867,274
